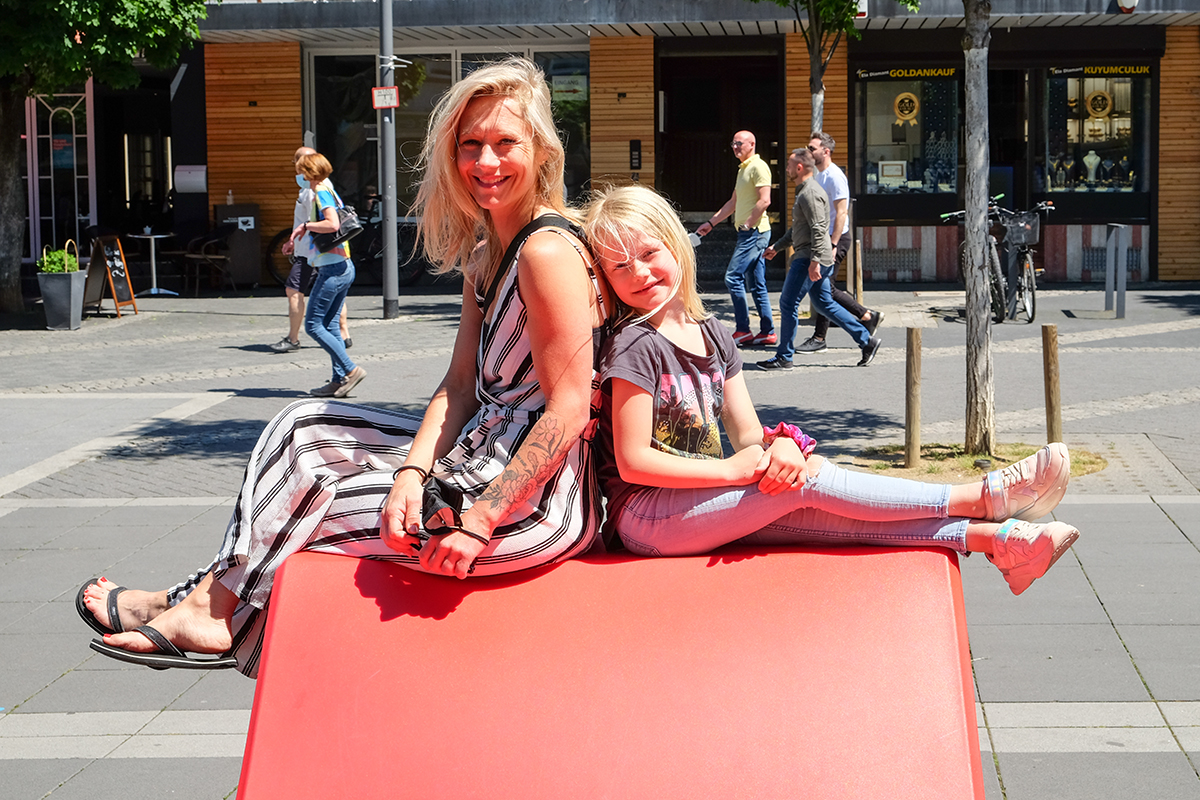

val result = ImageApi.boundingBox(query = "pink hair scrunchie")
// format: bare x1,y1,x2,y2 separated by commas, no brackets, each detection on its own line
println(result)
763,422,817,457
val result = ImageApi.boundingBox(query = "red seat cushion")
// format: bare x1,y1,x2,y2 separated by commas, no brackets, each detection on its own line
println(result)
240,546,983,799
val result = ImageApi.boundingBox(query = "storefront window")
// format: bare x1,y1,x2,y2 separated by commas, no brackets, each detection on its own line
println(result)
313,54,447,214
1041,66,1151,194
856,68,959,195
534,51,589,201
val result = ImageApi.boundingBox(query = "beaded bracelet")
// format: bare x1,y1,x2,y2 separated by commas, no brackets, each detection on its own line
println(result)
393,464,430,483
763,422,817,457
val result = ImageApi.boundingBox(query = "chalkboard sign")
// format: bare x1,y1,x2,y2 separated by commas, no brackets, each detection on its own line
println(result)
84,236,138,317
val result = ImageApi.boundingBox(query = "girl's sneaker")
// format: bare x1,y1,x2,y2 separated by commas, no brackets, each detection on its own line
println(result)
987,519,1080,595
983,443,1070,522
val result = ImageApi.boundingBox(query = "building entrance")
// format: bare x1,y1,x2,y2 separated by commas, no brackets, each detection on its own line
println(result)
657,44,783,216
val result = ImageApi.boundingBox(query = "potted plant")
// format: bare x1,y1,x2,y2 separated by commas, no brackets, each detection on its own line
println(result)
36,240,86,330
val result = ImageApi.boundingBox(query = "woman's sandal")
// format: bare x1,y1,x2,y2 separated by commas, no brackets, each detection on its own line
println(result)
89,625,237,671
75,578,124,636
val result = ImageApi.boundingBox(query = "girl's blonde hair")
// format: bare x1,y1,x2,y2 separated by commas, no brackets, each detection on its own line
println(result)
582,184,708,326
412,57,570,288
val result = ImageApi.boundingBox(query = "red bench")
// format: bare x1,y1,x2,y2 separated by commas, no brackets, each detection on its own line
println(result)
239,547,984,799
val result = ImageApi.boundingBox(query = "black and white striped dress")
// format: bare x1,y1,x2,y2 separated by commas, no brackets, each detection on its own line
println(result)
167,226,605,677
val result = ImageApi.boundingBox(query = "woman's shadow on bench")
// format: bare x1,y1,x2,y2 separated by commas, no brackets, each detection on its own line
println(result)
353,558,570,622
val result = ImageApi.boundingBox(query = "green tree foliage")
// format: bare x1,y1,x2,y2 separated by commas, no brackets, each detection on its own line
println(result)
0,1,208,314
748,0,918,130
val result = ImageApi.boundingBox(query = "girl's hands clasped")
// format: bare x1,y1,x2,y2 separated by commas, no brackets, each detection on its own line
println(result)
757,437,809,495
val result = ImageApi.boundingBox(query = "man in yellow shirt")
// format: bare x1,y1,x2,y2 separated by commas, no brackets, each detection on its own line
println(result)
697,130,775,346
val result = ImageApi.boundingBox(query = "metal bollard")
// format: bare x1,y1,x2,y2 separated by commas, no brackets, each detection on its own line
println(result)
905,328,921,467
1105,223,1128,319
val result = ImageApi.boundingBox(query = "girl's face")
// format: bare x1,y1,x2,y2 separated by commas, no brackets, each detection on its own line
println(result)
456,95,539,215
593,229,681,314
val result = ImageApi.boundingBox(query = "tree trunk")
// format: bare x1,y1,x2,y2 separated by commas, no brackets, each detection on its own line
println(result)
806,1,825,132
962,0,994,455
0,73,31,315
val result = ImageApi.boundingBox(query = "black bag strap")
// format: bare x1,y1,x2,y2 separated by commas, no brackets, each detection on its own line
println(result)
477,213,581,314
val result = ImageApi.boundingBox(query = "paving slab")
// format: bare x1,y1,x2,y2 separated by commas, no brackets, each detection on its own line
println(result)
994,752,1200,800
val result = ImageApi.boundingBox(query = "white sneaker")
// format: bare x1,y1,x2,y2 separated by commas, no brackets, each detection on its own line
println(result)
987,519,1080,595
984,443,1070,522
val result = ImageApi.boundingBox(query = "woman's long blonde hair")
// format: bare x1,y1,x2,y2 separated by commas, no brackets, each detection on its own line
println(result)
413,58,569,288
583,184,708,327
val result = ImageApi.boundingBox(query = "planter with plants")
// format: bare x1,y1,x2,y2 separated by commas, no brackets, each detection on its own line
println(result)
36,240,86,330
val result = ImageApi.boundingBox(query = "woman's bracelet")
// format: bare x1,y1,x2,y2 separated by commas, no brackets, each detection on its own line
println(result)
763,422,817,457
443,525,490,547
393,464,429,483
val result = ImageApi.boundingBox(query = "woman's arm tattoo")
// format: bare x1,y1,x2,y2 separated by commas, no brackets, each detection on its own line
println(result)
481,414,575,515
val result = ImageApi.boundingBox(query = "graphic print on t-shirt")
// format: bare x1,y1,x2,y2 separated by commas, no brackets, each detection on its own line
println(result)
654,369,726,459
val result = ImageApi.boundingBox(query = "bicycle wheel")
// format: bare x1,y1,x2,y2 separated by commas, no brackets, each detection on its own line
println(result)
265,229,294,287
1015,254,1036,323
987,238,1007,324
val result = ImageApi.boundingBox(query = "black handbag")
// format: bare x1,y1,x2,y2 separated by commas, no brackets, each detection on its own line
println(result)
312,204,363,253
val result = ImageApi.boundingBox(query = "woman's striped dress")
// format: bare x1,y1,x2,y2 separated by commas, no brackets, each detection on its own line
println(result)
166,226,605,677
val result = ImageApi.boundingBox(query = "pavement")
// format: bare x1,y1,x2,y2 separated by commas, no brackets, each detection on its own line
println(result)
2,281,1199,799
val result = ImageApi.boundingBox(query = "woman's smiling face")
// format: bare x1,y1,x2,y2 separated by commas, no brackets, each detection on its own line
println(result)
593,230,681,314
456,95,539,216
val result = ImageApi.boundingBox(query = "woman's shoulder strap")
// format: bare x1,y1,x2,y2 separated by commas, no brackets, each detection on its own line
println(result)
477,213,584,313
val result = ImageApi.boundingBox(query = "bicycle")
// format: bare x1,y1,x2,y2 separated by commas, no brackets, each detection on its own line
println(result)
265,198,428,288
991,200,1054,324
941,195,1009,324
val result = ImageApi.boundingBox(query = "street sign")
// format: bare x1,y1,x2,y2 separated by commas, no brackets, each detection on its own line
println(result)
372,86,400,109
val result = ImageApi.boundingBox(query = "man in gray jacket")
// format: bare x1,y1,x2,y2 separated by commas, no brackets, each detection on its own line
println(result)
758,148,879,369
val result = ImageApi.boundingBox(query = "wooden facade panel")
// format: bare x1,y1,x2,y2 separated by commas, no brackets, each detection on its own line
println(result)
590,37,656,188
1158,27,1200,279
784,33,850,229
205,42,303,267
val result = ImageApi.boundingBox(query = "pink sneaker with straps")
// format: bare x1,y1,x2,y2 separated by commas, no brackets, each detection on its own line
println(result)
987,519,1080,595
983,443,1070,522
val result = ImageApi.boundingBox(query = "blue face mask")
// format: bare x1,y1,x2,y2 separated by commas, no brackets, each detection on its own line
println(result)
295,173,308,189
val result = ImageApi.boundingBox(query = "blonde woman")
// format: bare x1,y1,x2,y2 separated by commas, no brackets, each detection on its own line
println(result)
79,58,609,676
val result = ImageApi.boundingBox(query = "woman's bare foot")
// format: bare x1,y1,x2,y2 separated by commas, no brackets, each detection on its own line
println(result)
100,573,236,655
83,578,169,632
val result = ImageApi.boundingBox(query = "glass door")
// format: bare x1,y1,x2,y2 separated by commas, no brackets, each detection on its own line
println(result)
24,85,97,261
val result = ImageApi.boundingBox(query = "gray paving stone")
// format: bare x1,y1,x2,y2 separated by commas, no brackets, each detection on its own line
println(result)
0,601,40,632
961,558,1108,626
0,550,131,603
994,752,1200,800
969,624,1149,703
3,759,90,800
0,506,105,530
91,504,215,528
169,671,257,711
8,599,93,635
48,757,241,800
0,634,92,711
1118,625,1200,701
18,665,203,713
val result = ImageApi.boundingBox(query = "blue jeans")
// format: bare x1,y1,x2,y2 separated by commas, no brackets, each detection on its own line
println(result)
613,461,968,557
304,259,357,382
724,229,773,334
775,254,816,361
810,263,870,348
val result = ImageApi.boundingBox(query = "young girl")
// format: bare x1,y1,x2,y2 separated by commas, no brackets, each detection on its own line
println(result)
583,185,1078,596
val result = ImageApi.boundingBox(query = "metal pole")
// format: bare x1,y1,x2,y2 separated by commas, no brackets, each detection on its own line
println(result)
905,328,921,468
1042,324,1062,444
379,0,399,320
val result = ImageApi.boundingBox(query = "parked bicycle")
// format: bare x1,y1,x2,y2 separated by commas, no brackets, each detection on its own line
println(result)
941,196,1054,324
266,196,429,288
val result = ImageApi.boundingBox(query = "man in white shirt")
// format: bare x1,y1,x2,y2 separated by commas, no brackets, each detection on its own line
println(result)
795,131,882,354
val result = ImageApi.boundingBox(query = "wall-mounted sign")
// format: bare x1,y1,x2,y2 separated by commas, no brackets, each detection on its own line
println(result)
1049,65,1151,77
372,86,400,110
894,92,920,126
856,67,957,81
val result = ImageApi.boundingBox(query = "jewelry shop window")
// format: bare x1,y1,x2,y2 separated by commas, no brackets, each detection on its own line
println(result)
856,67,959,195
1041,66,1151,194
